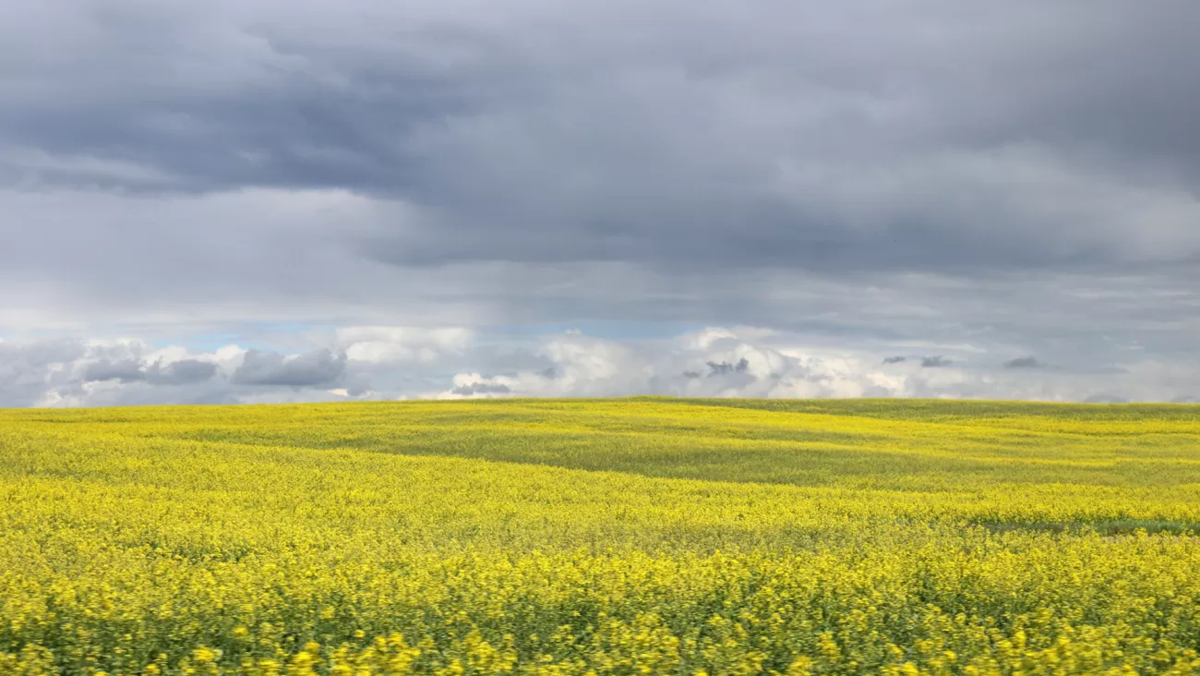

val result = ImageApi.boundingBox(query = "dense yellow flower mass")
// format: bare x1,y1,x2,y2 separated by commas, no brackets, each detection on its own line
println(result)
2,398,1200,675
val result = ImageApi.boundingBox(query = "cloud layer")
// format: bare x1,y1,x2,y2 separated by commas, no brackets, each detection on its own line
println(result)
1,1,1198,405
2,326,1196,408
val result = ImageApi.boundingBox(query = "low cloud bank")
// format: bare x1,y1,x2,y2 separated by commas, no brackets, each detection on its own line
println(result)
2,325,1195,407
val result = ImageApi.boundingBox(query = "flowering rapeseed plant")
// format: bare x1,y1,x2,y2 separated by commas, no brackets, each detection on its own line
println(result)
1,398,1199,675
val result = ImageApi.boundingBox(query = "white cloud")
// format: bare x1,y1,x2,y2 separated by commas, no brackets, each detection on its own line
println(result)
429,326,1200,403
338,326,473,364
2,324,1199,408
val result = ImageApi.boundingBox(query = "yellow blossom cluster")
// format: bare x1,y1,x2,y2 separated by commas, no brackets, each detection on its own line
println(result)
2,398,1199,675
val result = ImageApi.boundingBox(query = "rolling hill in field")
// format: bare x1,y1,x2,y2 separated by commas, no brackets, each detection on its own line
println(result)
3,398,1200,675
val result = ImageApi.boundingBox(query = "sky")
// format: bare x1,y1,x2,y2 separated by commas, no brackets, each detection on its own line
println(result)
2,0,1199,406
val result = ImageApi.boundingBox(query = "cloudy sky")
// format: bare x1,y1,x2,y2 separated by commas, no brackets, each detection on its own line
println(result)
2,0,1199,406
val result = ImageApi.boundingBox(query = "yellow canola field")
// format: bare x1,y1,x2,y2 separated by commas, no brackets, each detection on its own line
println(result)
2,398,1200,676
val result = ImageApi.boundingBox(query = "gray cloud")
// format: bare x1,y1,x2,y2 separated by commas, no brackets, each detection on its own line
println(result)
883,356,907,365
84,358,146,383
84,357,218,385
707,358,750,377
450,382,511,396
4,0,1200,282
0,339,87,407
146,359,219,385
1003,356,1047,370
5,327,1200,407
920,356,952,368
231,348,345,387
1,339,86,367
2,1,1200,406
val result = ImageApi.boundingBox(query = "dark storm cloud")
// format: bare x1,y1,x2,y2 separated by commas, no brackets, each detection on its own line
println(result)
231,348,345,387
4,0,1200,282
